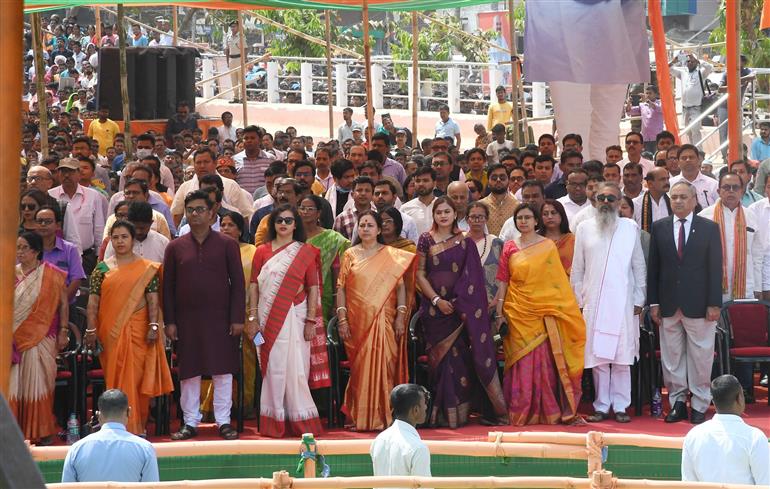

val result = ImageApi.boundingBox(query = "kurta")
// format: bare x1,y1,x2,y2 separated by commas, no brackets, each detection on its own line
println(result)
162,231,246,380
570,217,646,368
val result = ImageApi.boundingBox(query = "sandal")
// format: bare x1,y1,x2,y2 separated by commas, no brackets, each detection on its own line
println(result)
219,423,238,440
171,424,197,441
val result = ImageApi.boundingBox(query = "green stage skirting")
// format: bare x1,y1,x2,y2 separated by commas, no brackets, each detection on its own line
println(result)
37,446,683,484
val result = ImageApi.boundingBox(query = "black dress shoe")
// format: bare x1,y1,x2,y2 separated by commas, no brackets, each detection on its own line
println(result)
665,401,688,423
690,409,706,424
586,411,609,422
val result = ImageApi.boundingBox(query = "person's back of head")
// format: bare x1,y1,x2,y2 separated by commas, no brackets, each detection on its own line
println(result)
390,383,428,427
97,389,130,425
710,374,744,416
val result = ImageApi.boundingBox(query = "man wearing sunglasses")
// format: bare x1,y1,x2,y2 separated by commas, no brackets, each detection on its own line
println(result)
698,172,764,403
571,182,646,424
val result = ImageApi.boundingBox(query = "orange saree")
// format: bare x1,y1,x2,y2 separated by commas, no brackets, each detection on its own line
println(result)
337,246,417,431
10,263,66,441
498,240,585,425
94,258,173,434
554,233,575,276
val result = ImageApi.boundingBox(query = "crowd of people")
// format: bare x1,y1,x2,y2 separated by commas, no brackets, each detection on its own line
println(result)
13,88,770,449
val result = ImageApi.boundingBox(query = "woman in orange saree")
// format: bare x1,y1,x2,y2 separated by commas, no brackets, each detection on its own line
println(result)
10,232,69,445
494,204,585,426
540,199,575,275
85,220,173,435
336,211,416,431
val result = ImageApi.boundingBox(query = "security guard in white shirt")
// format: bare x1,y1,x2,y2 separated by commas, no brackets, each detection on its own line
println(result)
223,20,242,103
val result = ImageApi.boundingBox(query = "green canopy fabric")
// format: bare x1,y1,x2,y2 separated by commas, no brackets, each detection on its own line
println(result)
25,0,495,12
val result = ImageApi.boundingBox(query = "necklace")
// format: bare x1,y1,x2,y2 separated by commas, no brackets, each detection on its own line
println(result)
479,235,488,259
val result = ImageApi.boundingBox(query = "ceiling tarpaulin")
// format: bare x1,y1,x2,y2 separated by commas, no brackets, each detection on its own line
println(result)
24,0,494,12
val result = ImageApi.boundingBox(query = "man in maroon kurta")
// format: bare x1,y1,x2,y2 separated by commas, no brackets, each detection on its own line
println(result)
163,190,245,440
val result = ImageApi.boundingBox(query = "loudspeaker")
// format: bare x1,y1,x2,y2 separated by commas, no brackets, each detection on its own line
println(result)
96,46,199,121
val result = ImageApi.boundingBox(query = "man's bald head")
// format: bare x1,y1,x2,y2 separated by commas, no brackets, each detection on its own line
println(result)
447,181,470,217
27,165,54,191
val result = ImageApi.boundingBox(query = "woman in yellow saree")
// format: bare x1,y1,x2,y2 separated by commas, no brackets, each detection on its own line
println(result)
336,211,416,431
85,220,173,435
494,204,585,426
11,232,70,445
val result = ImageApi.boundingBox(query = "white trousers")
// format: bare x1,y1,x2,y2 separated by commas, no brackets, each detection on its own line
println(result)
550,81,628,162
660,310,716,413
180,374,233,427
682,106,703,145
592,363,631,413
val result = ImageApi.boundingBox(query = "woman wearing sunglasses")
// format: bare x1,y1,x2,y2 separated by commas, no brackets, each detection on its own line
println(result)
18,189,48,234
248,204,327,437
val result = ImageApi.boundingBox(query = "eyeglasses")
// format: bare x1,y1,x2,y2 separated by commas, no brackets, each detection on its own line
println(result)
510,176,525,182
489,174,508,182
294,171,313,178
20,203,38,211
596,194,618,203
298,206,317,213
35,218,55,226
274,217,295,225
468,214,487,222
720,184,741,192
26,175,51,182
115,212,129,219
185,206,209,215
381,218,394,225
432,161,449,168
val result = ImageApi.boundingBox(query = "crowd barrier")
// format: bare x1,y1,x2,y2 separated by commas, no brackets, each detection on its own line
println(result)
32,431,766,488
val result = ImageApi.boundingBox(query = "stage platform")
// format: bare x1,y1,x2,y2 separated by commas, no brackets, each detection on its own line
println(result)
36,388,768,484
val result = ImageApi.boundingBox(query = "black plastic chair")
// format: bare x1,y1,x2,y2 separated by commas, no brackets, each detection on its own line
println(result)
54,309,83,428
325,316,350,427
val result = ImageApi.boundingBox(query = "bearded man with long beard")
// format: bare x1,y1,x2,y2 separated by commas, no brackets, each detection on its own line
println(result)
570,182,647,424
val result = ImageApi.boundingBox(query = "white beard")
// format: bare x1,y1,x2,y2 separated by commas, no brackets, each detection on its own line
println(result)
596,205,618,233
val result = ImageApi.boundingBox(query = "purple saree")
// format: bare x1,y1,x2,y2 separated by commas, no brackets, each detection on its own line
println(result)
417,233,507,428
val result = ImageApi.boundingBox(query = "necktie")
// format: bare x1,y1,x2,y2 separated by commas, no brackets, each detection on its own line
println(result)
677,218,687,259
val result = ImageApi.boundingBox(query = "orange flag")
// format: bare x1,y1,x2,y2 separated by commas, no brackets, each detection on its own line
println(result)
648,0,680,143
762,0,770,30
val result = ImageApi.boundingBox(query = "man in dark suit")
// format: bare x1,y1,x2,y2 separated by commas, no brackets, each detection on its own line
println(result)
648,180,723,424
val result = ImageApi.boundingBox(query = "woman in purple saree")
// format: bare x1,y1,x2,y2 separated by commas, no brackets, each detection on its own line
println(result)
415,197,508,428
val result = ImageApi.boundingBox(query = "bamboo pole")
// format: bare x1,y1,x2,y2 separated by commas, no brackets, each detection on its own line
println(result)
0,0,24,396
488,431,686,450
31,13,49,159
117,4,132,158
324,10,334,139
416,12,510,55
238,11,248,126
95,6,102,41
362,0,374,141
725,0,741,164
247,11,361,59
172,6,179,46
507,0,521,147
411,11,418,141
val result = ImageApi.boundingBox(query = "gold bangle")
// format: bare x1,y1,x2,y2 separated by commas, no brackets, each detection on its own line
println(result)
336,306,348,314
396,305,407,312
85,328,96,334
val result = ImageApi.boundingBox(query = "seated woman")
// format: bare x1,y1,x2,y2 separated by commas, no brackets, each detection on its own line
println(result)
248,205,326,437
539,199,575,275
336,210,416,431
415,197,507,428
85,220,173,435
494,203,585,426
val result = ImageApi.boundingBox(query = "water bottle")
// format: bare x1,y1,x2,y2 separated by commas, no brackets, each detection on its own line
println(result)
651,389,662,418
66,414,80,445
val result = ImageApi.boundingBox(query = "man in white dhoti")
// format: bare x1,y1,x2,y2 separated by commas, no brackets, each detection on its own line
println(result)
571,182,647,423
524,1,649,161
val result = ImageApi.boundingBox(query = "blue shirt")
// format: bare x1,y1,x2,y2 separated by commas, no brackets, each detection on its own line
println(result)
751,137,770,162
131,36,149,47
148,194,178,237
61,422,159,483
434,117,461,143
43,237,85,286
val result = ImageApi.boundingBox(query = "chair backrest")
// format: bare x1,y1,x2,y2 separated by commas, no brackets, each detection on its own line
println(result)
727,301,770,348
326,316,348,361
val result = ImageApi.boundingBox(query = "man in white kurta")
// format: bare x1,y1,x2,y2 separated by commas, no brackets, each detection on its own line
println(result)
571,183,646,422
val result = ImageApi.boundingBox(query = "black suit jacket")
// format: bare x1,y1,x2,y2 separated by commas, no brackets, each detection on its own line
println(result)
647,215,723,318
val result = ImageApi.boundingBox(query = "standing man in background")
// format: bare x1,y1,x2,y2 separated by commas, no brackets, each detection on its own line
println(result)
224,20,242,104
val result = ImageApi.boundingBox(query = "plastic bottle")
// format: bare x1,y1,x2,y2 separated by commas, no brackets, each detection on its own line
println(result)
66,414,80,445
651,389,662,418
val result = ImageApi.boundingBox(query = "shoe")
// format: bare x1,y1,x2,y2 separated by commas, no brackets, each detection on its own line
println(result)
170,424,197,440
586,411,610,423
690,409,706,424
218,423,238,440
614,411,631,423
760,375,768,388
665,401,688,423
229,99,241,104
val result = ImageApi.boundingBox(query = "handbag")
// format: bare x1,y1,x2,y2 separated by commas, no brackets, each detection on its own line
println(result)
698,70,718,112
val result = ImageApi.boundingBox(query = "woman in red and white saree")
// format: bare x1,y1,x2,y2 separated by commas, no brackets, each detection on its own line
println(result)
248,205,328,437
